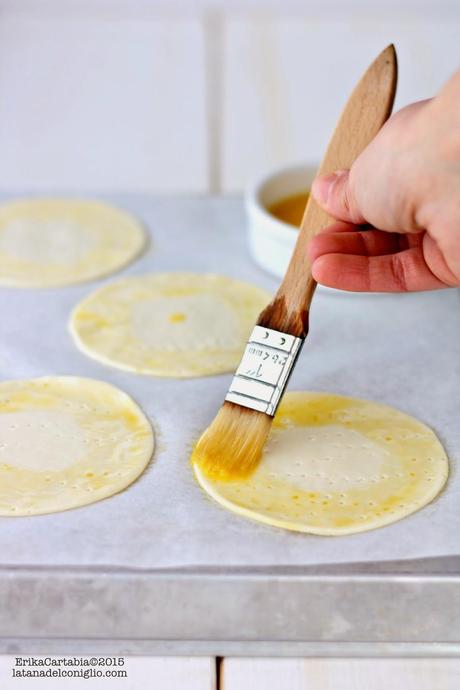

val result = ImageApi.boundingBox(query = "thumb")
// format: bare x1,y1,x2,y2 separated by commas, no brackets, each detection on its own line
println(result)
311,169,365,224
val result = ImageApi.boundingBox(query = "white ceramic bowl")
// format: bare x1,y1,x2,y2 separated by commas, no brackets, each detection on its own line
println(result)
246,163,317,278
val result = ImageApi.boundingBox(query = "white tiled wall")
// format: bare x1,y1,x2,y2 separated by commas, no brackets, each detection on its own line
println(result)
0,8,207,192
222,15,460,191
0,0,458,193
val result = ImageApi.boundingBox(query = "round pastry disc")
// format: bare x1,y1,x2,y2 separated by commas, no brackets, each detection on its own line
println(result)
194,392,449,535
0,198,146,287
70,273,270,378
0,377,154,516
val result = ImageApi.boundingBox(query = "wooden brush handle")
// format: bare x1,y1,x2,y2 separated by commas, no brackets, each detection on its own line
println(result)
261,44,397,337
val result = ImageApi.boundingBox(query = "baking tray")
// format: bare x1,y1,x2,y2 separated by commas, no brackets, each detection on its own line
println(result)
0,194,459,654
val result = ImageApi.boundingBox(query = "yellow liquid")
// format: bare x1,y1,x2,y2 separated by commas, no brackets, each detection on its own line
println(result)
268,191,309,227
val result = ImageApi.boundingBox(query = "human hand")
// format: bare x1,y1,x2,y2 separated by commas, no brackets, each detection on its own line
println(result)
308,71,460,292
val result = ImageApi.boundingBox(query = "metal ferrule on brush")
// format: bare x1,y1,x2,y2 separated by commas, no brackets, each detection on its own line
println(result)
225,326,304,416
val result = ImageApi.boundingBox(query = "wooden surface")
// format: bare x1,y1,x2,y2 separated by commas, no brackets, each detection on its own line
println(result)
221,658,460,690
2,656,458,689
272,44,397,334
0,656,215,689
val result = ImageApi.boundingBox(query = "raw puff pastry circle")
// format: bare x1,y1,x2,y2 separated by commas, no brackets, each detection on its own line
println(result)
70,273,270,378
0,198,146,287
0,377,154,516
194,392,449,535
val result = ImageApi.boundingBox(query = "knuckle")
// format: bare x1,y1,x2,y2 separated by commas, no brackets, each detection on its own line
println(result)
388,253,410,291
342,181,362,224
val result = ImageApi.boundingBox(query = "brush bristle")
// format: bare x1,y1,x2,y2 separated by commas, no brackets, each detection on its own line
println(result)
191,401,272,481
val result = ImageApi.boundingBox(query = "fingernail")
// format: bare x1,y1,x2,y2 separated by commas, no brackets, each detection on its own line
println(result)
312,170,345,205
310,258,319,279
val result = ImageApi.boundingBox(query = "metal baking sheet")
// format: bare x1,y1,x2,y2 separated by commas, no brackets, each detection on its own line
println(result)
1,557,460,655
0,194,459,574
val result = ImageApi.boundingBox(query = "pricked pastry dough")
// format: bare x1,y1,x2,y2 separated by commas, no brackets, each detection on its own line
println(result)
0,377,154,516
194,392,449,535
70,273,270,378
0,198,146,287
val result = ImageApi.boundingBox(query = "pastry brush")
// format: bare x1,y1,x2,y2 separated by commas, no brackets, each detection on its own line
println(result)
192,44,398,480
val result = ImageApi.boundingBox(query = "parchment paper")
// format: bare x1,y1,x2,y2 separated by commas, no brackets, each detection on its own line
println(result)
0,194,459,570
